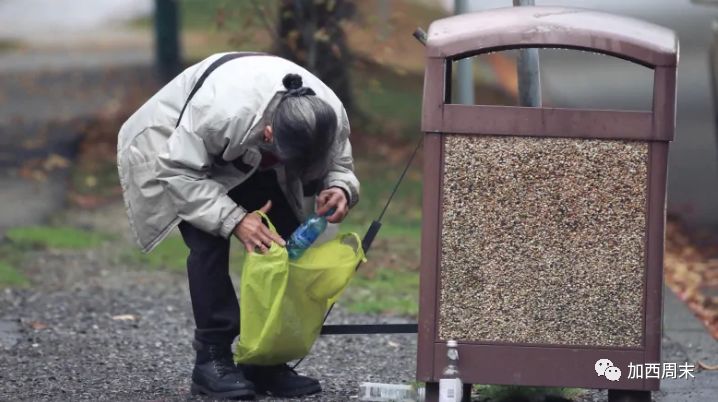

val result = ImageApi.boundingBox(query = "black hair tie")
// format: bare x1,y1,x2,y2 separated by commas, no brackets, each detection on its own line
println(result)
281,73,316,99
282,73,303,90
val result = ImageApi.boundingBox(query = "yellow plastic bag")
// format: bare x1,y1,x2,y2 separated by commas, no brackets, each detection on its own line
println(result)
234,212,366,365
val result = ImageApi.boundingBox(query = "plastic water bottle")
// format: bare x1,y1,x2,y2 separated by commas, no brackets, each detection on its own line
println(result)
286,208,335,260
439,340,463,402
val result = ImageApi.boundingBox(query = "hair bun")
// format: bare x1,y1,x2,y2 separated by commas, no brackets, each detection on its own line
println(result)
282,73,303,90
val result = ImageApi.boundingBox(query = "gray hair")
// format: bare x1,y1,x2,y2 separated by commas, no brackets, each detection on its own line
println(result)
272,74,337,178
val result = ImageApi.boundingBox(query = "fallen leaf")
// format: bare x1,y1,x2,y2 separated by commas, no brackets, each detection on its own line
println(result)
29,321,48,330
68,189,122,209
18,159,48,182
698,361,718,371
42,154,70,171
84,175,97,188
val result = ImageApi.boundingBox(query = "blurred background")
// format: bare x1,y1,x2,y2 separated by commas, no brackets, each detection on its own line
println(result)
0,1,716,400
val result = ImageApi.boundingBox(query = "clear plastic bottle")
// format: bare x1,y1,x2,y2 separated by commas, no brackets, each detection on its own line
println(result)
286,208,336,260
439,340,463,402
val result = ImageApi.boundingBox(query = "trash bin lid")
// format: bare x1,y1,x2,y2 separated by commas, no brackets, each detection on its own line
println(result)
426,6,678,67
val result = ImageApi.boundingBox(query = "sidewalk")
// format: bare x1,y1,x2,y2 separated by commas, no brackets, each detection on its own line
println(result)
657,288,718,401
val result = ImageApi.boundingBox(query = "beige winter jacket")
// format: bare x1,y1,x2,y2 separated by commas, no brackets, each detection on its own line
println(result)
117,53,359,253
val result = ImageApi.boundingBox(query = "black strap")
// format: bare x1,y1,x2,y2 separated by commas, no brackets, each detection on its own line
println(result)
320,324,418,335
175,52,265,128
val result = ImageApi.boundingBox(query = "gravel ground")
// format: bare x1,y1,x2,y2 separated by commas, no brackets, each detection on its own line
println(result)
0,245,419,402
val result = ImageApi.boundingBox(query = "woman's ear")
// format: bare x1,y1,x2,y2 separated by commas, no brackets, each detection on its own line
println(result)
263,125,273,143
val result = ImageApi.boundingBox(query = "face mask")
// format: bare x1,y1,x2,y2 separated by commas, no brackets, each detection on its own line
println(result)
259,137,287,166
259,140,276,152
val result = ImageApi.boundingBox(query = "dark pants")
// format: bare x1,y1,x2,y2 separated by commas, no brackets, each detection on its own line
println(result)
178,169,300,345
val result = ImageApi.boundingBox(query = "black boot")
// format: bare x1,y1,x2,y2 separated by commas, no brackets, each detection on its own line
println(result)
240,363,321,398
190,340,255,400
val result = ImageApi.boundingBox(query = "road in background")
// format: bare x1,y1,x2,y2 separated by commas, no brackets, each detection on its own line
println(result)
0,0,152,40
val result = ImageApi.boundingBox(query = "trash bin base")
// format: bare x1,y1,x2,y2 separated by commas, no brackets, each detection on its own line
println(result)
608,389,651,402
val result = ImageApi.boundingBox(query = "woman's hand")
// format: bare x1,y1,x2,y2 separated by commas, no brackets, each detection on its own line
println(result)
233,201,286,253
316,187,349,223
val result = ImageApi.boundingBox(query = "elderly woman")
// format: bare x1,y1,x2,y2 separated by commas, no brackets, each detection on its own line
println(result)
117,52,359,400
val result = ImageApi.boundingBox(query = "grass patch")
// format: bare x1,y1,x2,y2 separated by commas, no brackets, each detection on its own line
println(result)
0,261,29,288
5,226,108,250
121,234,246,275
352,62,423,142
70,158,122,201
342,222,421,241
180,0,264,31
343,267,419,316
475,385,585,401
343,156,422,230
131,0,265,31
121,235,189,273
0,39,21,53
129,16,151,29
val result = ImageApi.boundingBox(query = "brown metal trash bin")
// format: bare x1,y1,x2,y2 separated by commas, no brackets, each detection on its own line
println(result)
416,6,678,398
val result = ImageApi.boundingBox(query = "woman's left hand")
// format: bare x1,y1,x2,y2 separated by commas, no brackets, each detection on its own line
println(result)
316,187,349,223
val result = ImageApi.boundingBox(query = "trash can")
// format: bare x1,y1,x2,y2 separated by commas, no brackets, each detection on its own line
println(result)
416,6,678,400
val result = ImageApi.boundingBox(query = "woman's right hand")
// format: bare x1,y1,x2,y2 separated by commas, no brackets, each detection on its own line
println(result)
233,200,286,253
